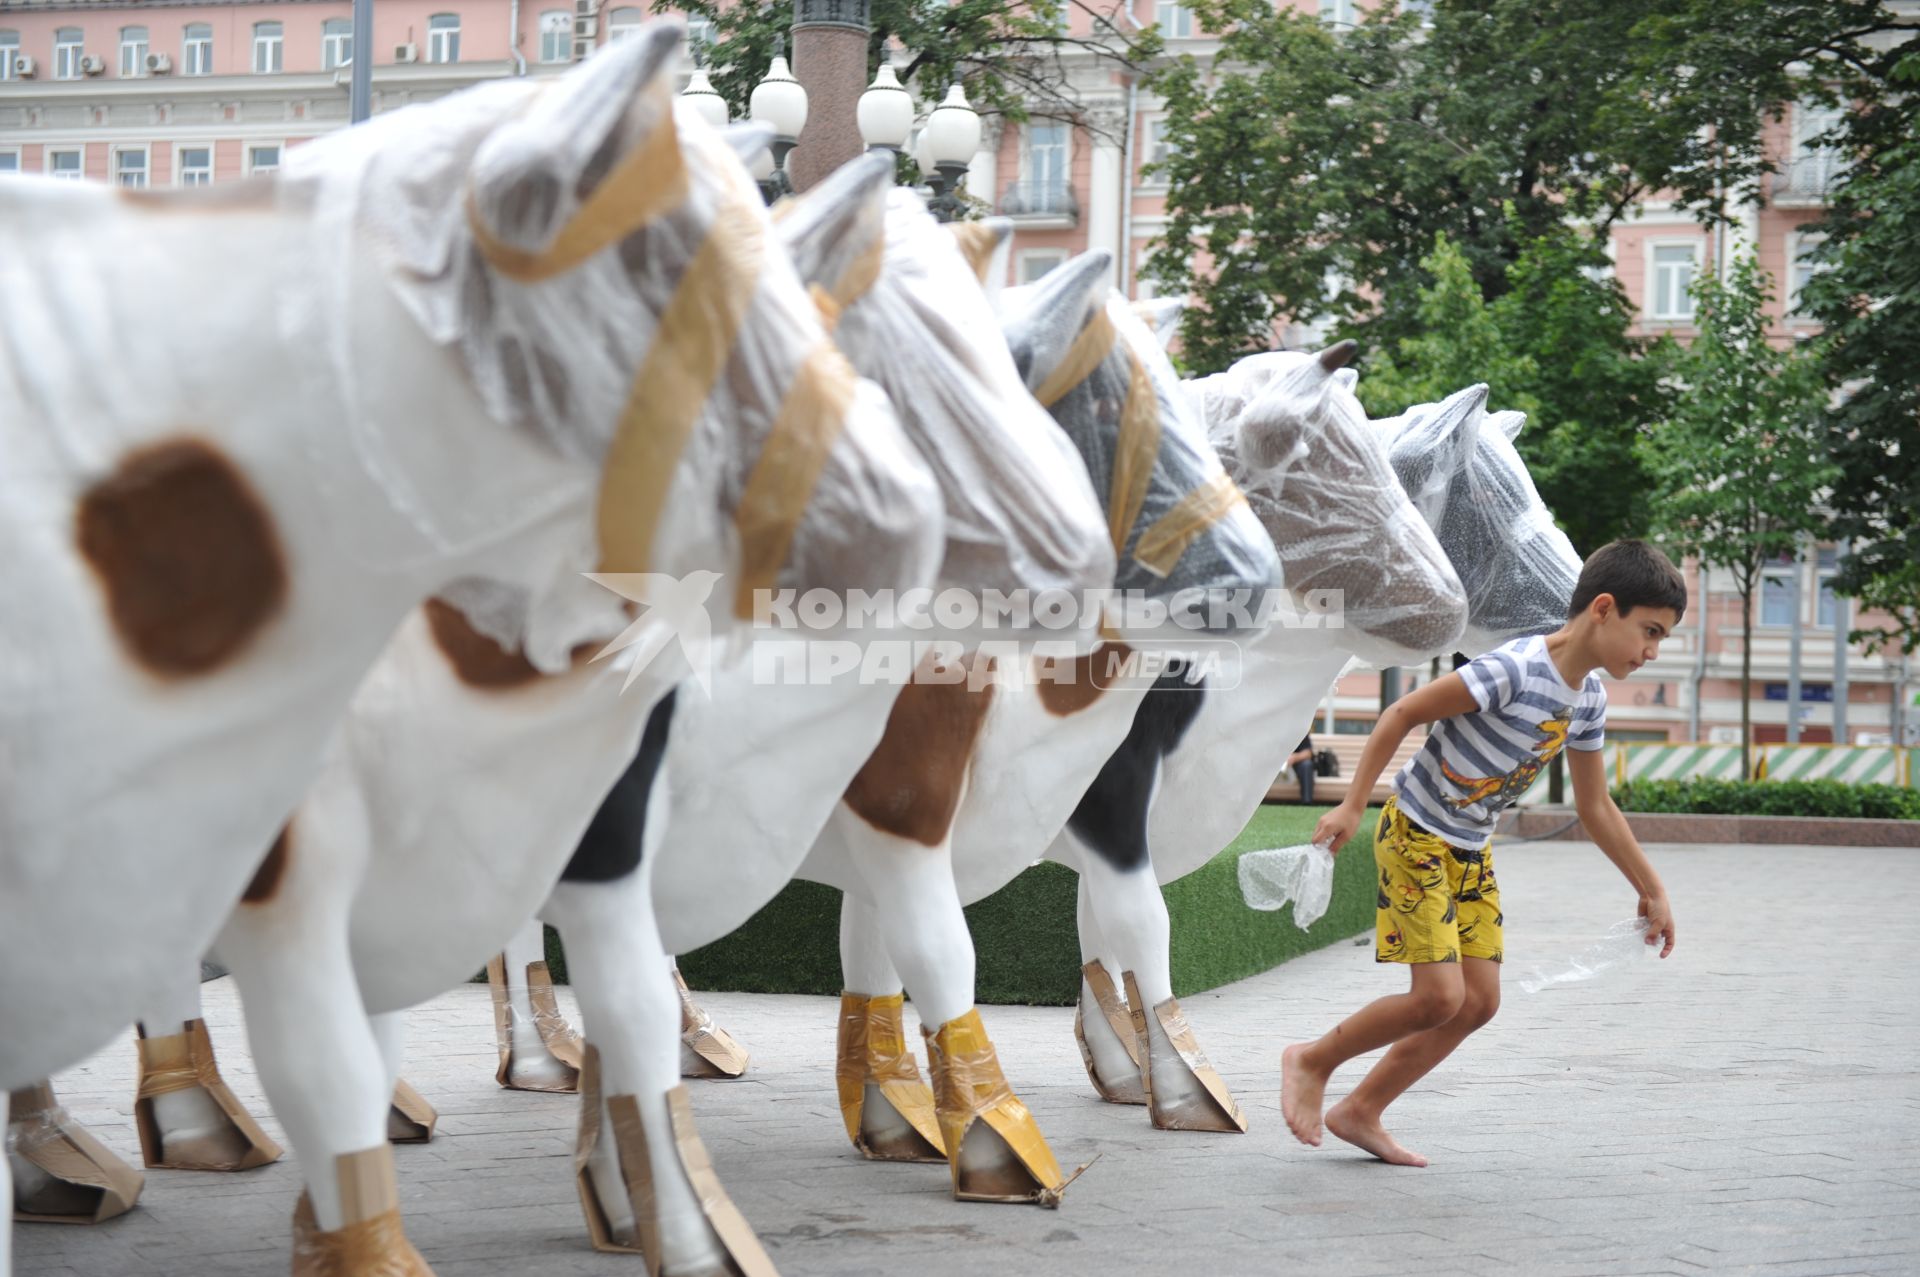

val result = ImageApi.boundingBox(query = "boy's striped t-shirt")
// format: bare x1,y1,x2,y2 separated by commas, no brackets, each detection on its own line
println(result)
1392,633,1607,850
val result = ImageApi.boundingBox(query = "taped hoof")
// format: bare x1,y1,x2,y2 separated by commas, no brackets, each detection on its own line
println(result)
486,954,582,1093
923,1009,1074,1206
386,1080,437,1144
835,992,945,1162
133,1020,282,1170
8,1083,145,1224
676,969,749,1080
289,1146,431,1276
1074,962,1146,1106
1123,973,1247,1134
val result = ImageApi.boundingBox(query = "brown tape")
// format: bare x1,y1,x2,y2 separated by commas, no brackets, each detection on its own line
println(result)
572,1045,644,1255
526,960,586,1072
385,1079,437,1145
487,953,583,1092
595,191,766,575
675,968,749,1080
290,1146,430,1277
1107,349,1163,559
1131,471,1250,578
7,1082,145,1224
922,1009,1070,1205
1122,971,1246,1134
833,992,944,1161
1073,962,1146,1106
730,341,858,619
947,221,1001,284
466,82,689,284
1034,306,1117,410
132,1019,282,1170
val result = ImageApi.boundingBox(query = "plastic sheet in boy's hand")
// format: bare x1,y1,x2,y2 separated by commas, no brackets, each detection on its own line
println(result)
1237,842,1337,930
1519,918,1661,993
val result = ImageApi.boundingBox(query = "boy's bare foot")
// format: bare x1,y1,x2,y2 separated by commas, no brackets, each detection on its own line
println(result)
1324,1099,1428,1167
1280,1044,1326,1146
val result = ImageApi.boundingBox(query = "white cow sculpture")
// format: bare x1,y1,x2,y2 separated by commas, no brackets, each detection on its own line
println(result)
0,29,953,1277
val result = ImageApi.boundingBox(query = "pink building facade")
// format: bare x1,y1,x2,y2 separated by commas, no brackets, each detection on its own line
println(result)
3,0,1910,748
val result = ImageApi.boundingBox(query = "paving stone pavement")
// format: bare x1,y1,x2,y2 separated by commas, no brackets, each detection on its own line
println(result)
17,840,1920,1277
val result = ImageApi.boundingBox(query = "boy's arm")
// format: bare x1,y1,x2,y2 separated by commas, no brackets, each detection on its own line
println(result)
1310,672,1480,854
1567,747,1677,957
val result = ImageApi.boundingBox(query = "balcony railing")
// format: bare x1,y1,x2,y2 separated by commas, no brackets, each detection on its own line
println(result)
1778,152,1844,200
998,180,1079,222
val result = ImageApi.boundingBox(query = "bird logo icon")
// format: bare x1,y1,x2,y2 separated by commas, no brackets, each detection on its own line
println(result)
581,570,723,697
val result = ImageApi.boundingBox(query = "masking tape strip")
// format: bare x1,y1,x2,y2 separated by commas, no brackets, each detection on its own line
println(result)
466,86,689,284
948,221,1000,284
527,960,586,1072
923,1009,1065,1197
1108,349,1163,558
597,192,766,574
1131,470,1249,578
730,341,857,619
1083,961,1143,1070
1034,306,1118,410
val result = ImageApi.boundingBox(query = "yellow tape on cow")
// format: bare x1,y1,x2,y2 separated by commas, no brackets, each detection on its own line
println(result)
1131,470,1249,578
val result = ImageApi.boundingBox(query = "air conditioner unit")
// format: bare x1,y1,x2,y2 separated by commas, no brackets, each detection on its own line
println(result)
145,52,172,75
394,42,418,63
79,53,106,76
11,54,35,78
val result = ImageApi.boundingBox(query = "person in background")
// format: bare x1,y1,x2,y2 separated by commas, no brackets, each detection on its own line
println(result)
1288,734,1316,804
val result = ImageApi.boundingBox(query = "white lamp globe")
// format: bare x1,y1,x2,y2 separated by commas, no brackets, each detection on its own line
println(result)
857,63,914,150
924,83,982,166
681,68,730,130
749,52,809,139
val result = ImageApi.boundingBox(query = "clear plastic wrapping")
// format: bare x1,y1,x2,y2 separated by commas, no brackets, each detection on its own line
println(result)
1190,350,1467,664
775,156,1112,616
1519,918,1661,993
999,261,1280,629
1378,385,1582,653
1237,842,1337,930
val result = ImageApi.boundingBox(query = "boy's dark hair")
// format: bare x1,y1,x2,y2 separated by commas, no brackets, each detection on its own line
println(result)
1569,539,1688,622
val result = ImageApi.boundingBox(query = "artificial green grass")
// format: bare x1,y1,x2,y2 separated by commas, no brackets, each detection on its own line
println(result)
660,804,1381,1006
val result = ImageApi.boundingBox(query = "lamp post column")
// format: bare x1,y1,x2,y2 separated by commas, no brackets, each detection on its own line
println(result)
789,0,871,193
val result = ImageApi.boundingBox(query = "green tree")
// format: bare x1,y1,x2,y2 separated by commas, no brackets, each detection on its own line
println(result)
1641,257,1836,774
1803,51,1920,657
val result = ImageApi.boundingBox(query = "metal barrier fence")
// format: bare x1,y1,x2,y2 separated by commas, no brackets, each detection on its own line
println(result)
1605,741,1915,788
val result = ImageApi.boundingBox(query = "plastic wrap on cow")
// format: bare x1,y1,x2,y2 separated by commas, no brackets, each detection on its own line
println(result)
285,29,939,620
999,262,1279,635
775,156,1113,621
1190,350,1466,665
1377,384,1581,655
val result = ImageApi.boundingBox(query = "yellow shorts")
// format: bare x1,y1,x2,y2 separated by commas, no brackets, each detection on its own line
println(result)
1373,796,1503,965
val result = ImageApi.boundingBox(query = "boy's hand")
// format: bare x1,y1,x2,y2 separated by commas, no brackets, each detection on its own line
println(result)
1312,802,1363,856
1639,892,1676,958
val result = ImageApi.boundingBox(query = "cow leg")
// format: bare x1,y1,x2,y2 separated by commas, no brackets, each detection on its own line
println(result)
485,920,582,1093
829,806,1070,1206
132,961,282,1171
8,1082,144,1224
371,1012,437,1145
833,895,944,1162
1072,875,1146,1105
1072,834,1244,1134
672,963,748,1081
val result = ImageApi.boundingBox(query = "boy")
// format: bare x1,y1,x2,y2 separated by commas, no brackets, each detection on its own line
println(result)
1283,538,1685,1166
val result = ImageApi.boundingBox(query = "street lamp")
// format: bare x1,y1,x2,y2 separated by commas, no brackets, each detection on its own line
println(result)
856,62,914,155
680,51,730,132
749,36,808,202
921,83,981,223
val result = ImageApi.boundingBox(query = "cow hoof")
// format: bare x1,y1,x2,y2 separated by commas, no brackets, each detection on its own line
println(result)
1124,973,1247,1134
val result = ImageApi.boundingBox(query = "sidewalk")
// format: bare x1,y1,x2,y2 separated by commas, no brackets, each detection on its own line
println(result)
19,841,1920,1277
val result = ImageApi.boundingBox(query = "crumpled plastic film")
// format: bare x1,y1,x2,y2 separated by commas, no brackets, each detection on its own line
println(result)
1237,841,1338,930
776,157,1112,623
1000,264,1278,629
1191,351,1466,664
1520,918,1661,994
1378,384,1582,654
285,30,938,629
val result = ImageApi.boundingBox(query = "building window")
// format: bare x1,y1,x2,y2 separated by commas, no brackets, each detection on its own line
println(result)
1145,117,1178,172
605,8,642,45
0,31,17,82
1816,546,1841,628
247,144,281,175
1648,243,1699,321
48,149,83,179
1025,121,1068,193
1320,0,1358,25
113,148,148,189
322,19,353,70
253,22,283,74
1155,1,1194,37
1401,0,1435,22
178,145,212,186
539,10,571,63
1017,249,1068,285
184,24,213,76
120,27,148,77
427,14,460,64
1789,232,1828,318
0,150,18,174
1759,571,1796,627
686,13,715,51
55,29,84,80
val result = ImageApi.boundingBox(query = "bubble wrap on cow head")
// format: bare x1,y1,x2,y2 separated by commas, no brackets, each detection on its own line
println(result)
286,29,939,629
1188,347,1467,665
1380,385,1582,655
998,255,1279,635
774,155,1112,617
